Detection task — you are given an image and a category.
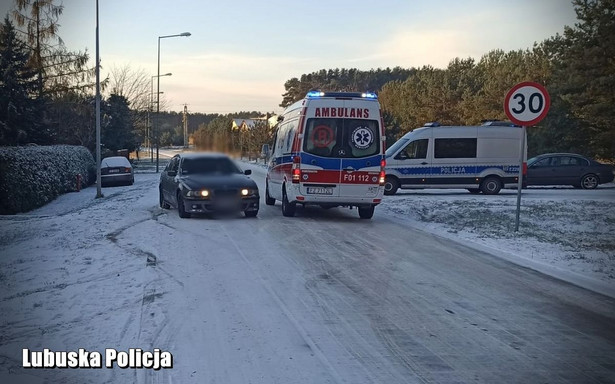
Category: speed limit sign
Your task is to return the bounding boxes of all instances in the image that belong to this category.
[504,82,550,126]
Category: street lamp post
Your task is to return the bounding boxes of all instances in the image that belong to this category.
[149,73,171,161]
[147,91,163,162]
[156,32,191,172]
[95,0,102,198]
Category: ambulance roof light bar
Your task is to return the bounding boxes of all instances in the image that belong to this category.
[306,90,325,98]
[305,90,378,100]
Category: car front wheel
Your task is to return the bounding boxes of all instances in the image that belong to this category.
[581,174,599,189]
[177,192,191,218]
[244,210,258,218]
[159,188,170,209]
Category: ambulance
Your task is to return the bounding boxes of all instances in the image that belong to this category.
[264,91,386,219]
[384,121,527,195]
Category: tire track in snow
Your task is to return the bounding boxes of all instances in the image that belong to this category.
[219,224,347,384]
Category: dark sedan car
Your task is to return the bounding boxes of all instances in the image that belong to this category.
[526,153,614,189]
[159,153,259,218]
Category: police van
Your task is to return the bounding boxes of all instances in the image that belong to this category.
[265,91,386,219]
[384,121,526,195]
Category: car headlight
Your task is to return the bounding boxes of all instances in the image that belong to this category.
[186,189,209,197]
[241,188,258,196]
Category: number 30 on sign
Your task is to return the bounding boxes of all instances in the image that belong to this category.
[504,82,550,126]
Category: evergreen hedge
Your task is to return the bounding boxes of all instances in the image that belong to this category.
[0,145,96,214]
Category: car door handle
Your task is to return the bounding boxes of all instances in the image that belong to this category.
[344,166,355,172]
[421,162,428,165]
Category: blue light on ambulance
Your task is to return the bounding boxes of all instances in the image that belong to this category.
[361,92,378,99]
[306,90,325,98]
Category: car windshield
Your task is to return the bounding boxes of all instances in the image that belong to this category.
[385,138,409,157]
[181,157,241,175]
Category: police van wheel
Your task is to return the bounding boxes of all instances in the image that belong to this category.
[384,176,399,195]
[358,205,375,219]
[281,187,296,217]
[480,177,502,195]
[265,182,275,205]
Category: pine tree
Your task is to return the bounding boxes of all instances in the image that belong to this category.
[101,94,137,153]
[0,16,38,145]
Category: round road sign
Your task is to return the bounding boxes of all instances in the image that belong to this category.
[504,82,550,126]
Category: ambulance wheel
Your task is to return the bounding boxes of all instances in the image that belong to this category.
[358,206,375,219]
[281,187,296,217]
[480,177,502,195]
[384,176,399,195]
[265,181,275,205]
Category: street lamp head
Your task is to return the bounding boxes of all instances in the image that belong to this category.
[180,32,191,37]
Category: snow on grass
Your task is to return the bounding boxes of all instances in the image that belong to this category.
[379,187,615,288]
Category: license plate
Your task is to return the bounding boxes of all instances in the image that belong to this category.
[216,197,238,208]
[306,187,333,195]
[108,169,120,173]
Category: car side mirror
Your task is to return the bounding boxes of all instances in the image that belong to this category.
[167,170,177,177]
[244,169,252,175]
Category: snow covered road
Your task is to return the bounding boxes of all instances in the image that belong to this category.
[1,166,615,383]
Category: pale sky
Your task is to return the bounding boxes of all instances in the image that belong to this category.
[1,0,577,114]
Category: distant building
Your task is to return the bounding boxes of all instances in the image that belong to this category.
[232,119,256,131]
[267,114,279,128]
[232,115,279,131]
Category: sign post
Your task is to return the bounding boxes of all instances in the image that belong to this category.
[504,82,550,232]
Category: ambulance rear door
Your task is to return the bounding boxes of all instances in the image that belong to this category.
[300,99,343,197]
[338,102,382,198]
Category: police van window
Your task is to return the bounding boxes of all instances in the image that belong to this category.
[397,139,428,159]
[385,138,408,157]
[304,118,379,158]
[434,138,477,158]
